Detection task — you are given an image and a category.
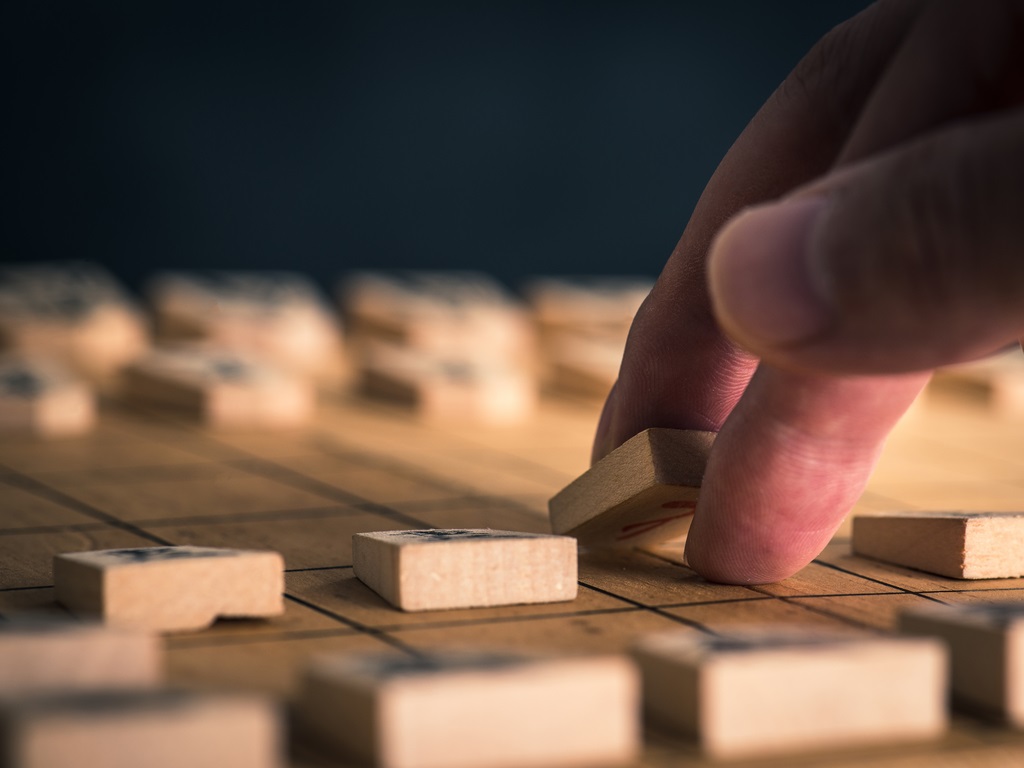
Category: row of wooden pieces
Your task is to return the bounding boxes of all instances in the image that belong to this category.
[22,535,1024,766]
[0,264,654,433]
[550,429,1024,579]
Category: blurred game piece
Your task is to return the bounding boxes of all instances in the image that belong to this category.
[343,271,534,363]
[852,511,1024,579]
[540,330,627,399]
[297,651,639,768]
[359,343,535,424]
[352,529,577,611]
[0,358,95,437]
[527,276,652,336]
[549,428,714,548]
[54,546,284,633]
[0,620,159,693]
[149,271,344,385]
[122,347,315,429]
[929,349,1024,415]
[526,276,651,398]
[0,262,148,385]
[0,689,282,768]
[632,629,947,760]
[901,602,1024,724]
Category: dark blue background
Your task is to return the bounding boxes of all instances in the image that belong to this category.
[4,2,870,292]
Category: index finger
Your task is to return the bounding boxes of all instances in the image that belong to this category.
[593,0,923,462]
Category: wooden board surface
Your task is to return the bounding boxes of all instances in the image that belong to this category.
[4,388,1024,766]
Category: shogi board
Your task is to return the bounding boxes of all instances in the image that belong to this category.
[5,389,1024,766]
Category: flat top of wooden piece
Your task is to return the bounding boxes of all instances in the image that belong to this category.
[5,389,1024,765]
[126,349,279,385]
[355,529,562,546]
[0,262,134,320]
[858,511,1024,521]
[151,271,331,317]
[56,545,273,569]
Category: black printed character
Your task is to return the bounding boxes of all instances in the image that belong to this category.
[367,653,522,679]
[398,530,532,543]
[0,369,45,399]
[701,633,849,654]
[101,547,236,563]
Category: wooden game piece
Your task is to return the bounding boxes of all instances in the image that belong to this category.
[149,271,344,384]
[0,619,160,693]
[900,602,1024,724]
[296,651,639,768]
[526,276,652,335]
[342,271,534,362]
[352,529,577,611]
[54,546,284,633]
[929,349,1024,415]
[358,343,536,424]
[121,347,315,429]
[852,512,1024,579]
[542,330,625,398]
[0,262,148,384]
[0,358,95,437]
[632,628,947,760]
[0,689,282,768]
[548,428,715,548]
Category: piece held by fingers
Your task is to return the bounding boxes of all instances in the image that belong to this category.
[0,619,160,693]
[296,651,640,768]
[352,529,577,611]
[54,546,284,632]
[852,512,1024,579]
[901,602,1024,724]
[0,689,282,768]
[632,628,947,760]
[549,429,714,548]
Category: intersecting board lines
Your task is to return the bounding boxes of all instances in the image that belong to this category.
[9,392,1024,766]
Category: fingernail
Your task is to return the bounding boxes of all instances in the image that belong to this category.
[708,196,832,348]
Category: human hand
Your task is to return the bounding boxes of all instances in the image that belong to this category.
[593,0,1024,584]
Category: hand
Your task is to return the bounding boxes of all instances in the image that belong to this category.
[593,0,1024,584]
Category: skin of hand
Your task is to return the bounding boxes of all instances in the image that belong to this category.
[593,0,1024,584]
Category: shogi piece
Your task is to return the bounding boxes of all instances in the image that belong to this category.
[149,271,344,384]
[542,331,626,399]
[929,350,1024,416]
[901,602,1024,724]
[632,629,947,760]
[526,276,652,336]
[549,428,714,548]
[342,271,534,363]
[352,529,577,611]
[852,511,1024,579]
[0,620,160,694]
[297,651,639,768]
[0,689,282,768]
[0,262,148,384]
[0,359,95,437]
[54,546,284,633]
[359,344,536,424]
[122,347,315,429]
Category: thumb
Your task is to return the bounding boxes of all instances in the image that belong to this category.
[708,109,1024,374]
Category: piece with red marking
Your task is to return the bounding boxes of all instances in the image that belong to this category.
[548,429,714,548]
